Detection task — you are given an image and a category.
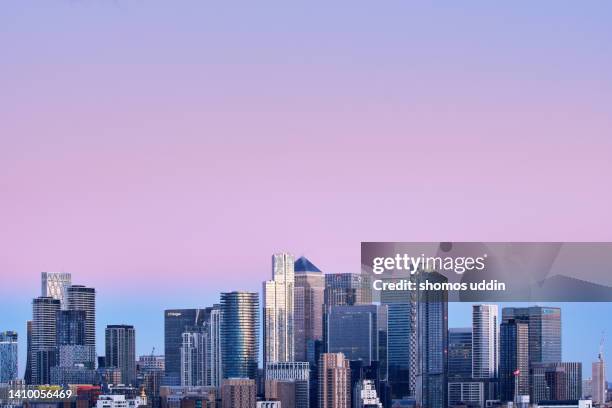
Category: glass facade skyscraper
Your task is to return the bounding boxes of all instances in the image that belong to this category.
[294,256,324,363]
[164,308,208,385]
[502,306,561,364]
[220,291,259,380]
[499,319,530,402]
[448,328,472,380]
[472,304,499,379]
[66,285,96,351]
[0,331,18,383]
[263,252,295,364]
[31,296,60,385]
[415,272,448,408]
[326,304,378,366]
[41,272,72,310]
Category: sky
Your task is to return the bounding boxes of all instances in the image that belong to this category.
[1,1,612,379]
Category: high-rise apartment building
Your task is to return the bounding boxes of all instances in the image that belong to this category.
[502,307,561,364]
[24,321,32,384]
[220,378,256,408]
[448,328,472,380]
[319,353,351,408]
[180,327,207,387]
[263,252,295,364]
[472,305,499,379]
[500,319,530,402]
[31,296,60,385]
[105,325,136,385]
[207,306,223,388]
[220,292,259,380]
[66,285,96,350]
[0,331,18,383]
[294,256,324,362]
[164,309,208,385]
[41,272,72,309]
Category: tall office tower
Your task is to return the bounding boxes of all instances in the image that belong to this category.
[265,361,310,408]
[294,256,324,362]
[220,292,259,379]
[324,274,372,307]
[415,272,448,408]
[448,328,472,380]
[380,282,417,399]
[164,308,207,385]
[319,353,351,408]
[41,272,72,309]
[207,306,222,387]
[0,331,18,383]
[265,379,296,408]
[66,285,96,351]
[220,378,256,408]
[180,327,207,386]
[499,319,529,402]
[25,321,32,384]
[502,306,562,364]
[54,309,95,384]
[472,305,499,379]
[353,379,383,408]
[263,252,295,365]
[592,346,606,406]
[105,325,136,385]
[31,296,60,385]
[530,362,582,404]
[326,305,378,366]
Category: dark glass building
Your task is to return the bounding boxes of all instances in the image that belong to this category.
[66,285,96,350]
[502,306,561,364]
[220,291,259,380]
[415,272,448,408]
[448,328,472,380]
[164,308,208,385]
[56,310,86,346]
[105,324,136,385]
[381,286,416,399]
[530,362,582,404]
[326,304,378,366]
[499,319,530,402]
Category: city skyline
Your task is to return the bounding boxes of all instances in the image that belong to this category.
[1,264,611,383]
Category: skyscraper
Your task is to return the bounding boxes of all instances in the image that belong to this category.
[499,319,529,402]
[207,306,223,388]
[31,296,60,385]
[265,361,310,408]
[415,272,448,408]
[105,325,136,385]
[164,308,207,385]
[448,328,472,380]
[0,331,18,383]
[220,291,259,380]
[56,310,86,346]
[180,326,207,387]
[472,304,499,379]
[592,346,606,406]
[502,306,561,364]
[381,282,417,399]
[319,353,351,408]
[66,285,96,350]
[353,379,383,408]
[326,305,378,366]
[294,256,324,362]
[41,272,72,309]
[264,252,295,364]
[25,320,32,384]
[324,274,372,307]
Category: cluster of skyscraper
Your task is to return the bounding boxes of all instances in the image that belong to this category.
[0,256,609,408]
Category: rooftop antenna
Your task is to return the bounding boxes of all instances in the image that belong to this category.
[599,330,605,361]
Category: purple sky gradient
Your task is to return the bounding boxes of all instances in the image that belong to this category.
[1,1,612,377]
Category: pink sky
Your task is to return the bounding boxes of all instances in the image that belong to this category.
[2,2,612,296]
